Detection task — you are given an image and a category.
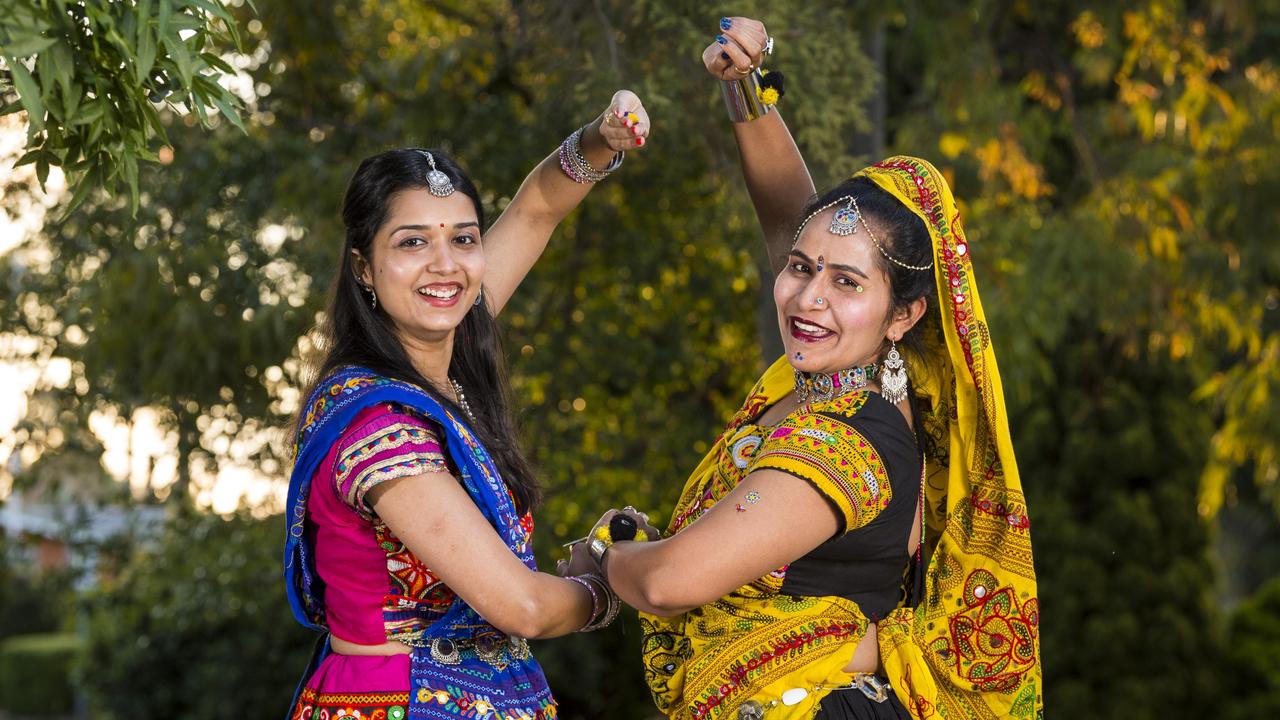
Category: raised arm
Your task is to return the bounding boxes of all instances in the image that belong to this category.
[482,90,650,315]
[703,17,814,274]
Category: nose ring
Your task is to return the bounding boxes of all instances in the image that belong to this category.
[815,297,825,305]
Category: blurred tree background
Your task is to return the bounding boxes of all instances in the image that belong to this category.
[1,0,1278,718]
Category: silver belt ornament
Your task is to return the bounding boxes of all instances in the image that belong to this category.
[427,635,531,666]
[736,673,891,719]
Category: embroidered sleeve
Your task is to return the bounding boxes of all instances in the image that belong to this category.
[747,393,892,534]
[333,405,450,521]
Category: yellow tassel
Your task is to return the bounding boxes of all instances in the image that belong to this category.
[593,525,612,542]
[758,87,780,106]
[634,529,650,542]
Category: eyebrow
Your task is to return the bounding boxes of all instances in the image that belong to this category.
[790,249,869,280]
[388,221,480,234]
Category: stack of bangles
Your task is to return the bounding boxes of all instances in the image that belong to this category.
[564,513,652,631]
[565,573,619,632]
[558,124,624,183]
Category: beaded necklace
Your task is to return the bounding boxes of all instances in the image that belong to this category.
[448,378,477,424]
[792,363,879,404]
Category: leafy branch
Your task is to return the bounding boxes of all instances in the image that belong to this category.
[0,0,250,216]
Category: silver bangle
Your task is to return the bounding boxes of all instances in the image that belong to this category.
[561,126,624,183]
[721,70,771,123]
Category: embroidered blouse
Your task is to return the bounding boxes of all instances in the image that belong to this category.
[308,403,459,646]
[643,373,922,720]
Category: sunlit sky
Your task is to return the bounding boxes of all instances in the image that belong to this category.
[1,115,284,515]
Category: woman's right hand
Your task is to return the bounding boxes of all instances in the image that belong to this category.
[701,16,770,80]
[589,507,662,545]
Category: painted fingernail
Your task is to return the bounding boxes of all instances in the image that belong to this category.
[631,125,640,135]
[720,51,729,60]
[716,34,727,45]
[635,137,645,146]
[720,17,732,31]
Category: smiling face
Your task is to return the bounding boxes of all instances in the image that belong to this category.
[355,187,484,349]
[774,208,903,375]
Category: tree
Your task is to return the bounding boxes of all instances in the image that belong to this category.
[0,0,247,214]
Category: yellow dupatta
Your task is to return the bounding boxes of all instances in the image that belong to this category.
[641,156,1042,719]
[859,157,1041,718]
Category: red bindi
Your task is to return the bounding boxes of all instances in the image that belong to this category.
[439,223,445,228]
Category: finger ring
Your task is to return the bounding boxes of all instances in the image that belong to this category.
[734,65,752,75]
[764,36,774,55]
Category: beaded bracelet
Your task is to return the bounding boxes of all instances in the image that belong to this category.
[558,125,624,183]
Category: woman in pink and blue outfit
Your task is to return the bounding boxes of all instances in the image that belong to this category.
[284,91,651,719]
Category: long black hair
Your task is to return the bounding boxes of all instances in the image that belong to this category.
[299,148,540,514]
[797,176,938,358]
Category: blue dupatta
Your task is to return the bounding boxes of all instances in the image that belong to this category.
[284,367,555,719]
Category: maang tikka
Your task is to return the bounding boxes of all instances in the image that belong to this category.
[418,150,455,197]
[828,198,859,236]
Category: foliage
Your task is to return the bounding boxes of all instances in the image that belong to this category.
[0,536,75,642]
[1222,575,1280,719]
[0,0,248,214]
[0,633,80,716]
[78,511,313,719]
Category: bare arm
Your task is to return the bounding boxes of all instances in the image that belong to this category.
[705,19,814,275]
[369,471,592,638]
[482,90,650,315]
[601,468,840,617]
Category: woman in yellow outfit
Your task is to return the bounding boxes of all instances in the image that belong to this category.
[568,16,1042,720]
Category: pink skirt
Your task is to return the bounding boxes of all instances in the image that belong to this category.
[290,653,411,720]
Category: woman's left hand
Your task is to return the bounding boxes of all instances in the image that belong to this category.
[597,89,651,150]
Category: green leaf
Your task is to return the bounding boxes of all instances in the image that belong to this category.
[70,99,105,126]
[209,91,245,134]
[0,33,57,57]
[122,153,140,216]
[4,57,46,131]
[158,0,172,39]
[199,51,234,75]
[60,161,99,219]
[161,33,195,89]
[136,2,157,84]
[49,42,77,120]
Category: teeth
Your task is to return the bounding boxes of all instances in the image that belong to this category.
[794,319,829,334]
[418,286,459,298]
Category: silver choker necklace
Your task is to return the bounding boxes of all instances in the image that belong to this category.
[794,364,879,404]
